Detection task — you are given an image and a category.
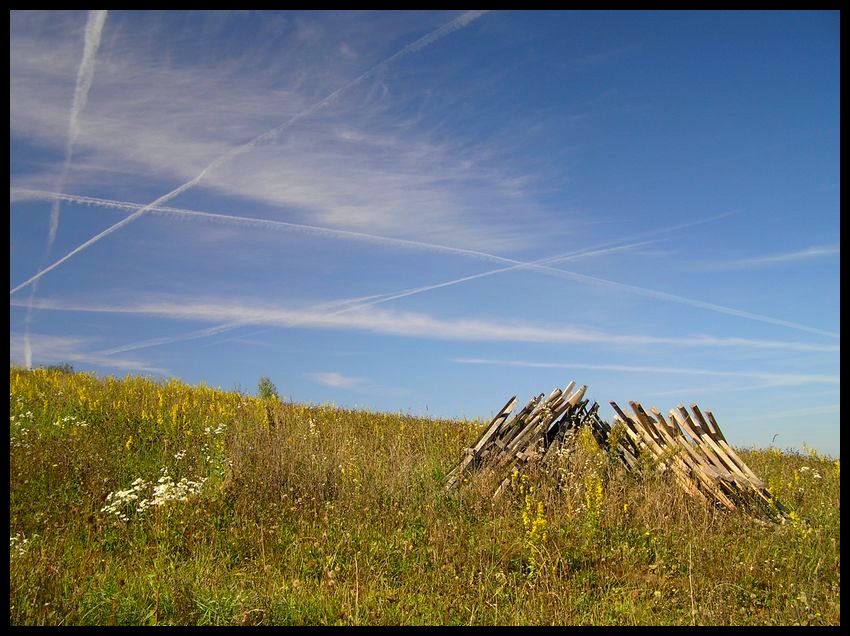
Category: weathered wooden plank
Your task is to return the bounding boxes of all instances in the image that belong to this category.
[688,405,754,484]
[702,409,728,443]
[493,475,513,500]
[651,409,721,479]
[704,410,764,485]
[506,388,570,453]
[497,394,543,439]
[669,408,757,511]
[629,402,666,446]
[472,396,518,453]
[609,404,649,454]
[678,406,750,485]
[593,407,612,434]
[445,395,518,487]
[649,408,736,510]
[507,418,548,455]
[566,385,587,407]
[449,383,778,519]
[692,408,775,513]
[629,402,672,450]
[549,392,578,421]
[618,405,735,508]
[670,408,734,475]
[606,419,640,470]
[626,402,707,502]
[492,445,526,477]
[608,416,641,459]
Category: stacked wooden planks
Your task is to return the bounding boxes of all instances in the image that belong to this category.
[609,400,783,517]
[445,380,606,497]
[447,380,783,518]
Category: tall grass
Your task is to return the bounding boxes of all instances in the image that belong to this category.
[9,366,840,625]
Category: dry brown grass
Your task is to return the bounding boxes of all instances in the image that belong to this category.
[10,366,840,625]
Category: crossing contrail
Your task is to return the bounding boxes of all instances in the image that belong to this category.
[9,187,536,266]
[13,295,839,354]
[93,292,397,356]
[24,10,108,368]
[9,11,490,298]
[27,192,825,357]
[11,187,838,339]
[92,240,656,355]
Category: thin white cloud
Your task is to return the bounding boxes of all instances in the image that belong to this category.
[11,73,534,251]
[699,245,841,271]
[24,10,108,369]
[47,10,108,252]
[645,382,779,397]
[305,371,365,389]
[95,322,247,356]
[452,357,840,387]
[14,188,836,342]
[13,296,841,354]
[542,267,839,339]
[9,188,538,265]
[61,242,647,358]
[8,11,491,296]
[10,331,166,375]
[339,42,358,59]
[729,403,840,423]
[91,293,394,356]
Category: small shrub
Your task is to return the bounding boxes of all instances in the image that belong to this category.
[257,377,280,402]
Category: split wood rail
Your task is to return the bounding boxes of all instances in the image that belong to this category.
[446,380,785,519]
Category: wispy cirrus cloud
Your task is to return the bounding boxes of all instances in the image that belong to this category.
[10,331,166,375]
[12,295,841,354]
[697,245,840,271]
[10,10,520,297]
[13,187,837,342]
[46,10,108,252]
[24,10,108,370]
[8,188,550,266]
[9,15,837,342]
[729,403,840,422]
[305,371,365,390]
[452,357,840,388]
[9,189,725,266]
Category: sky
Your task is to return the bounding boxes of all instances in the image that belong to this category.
[10,10,840,457]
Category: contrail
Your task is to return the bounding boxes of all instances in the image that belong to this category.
[112,240,657,355]
[8,10,490,298]
[95,322,252,356]
[23,10,108,369]
[93,291,396,356]
[11,187,838,339]
[452,357,840,386]
[14,295,839,353]
[57,210,754,357]
[699,244,841,271]
[538,268,839,339]
[325,240,659,311]
[48,10,109,251]
[10,187,541,266]
[231,239,660,338]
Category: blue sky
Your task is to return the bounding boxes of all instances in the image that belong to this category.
[10,10,840,457]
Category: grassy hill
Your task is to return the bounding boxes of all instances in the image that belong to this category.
[9,366,840,625]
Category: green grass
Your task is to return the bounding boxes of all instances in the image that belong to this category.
[9,365,840,625]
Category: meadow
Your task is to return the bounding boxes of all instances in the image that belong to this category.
[9,365,840,625]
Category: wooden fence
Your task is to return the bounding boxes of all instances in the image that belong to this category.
[446,380,784,519]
